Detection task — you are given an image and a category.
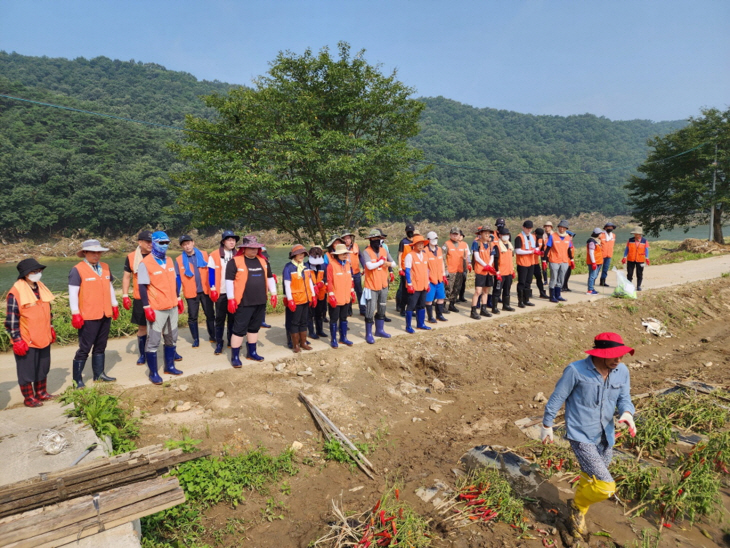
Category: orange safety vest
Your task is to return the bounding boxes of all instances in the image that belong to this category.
[399,239,413,270]
[444,240,468,274]
[8,281,53,349]
[76,261,113,320]
[126,251,148,299]
[473,241,493,276]
[599,232,616,260]
[142,255,178,311]
[326,257,353,306]
[626,239,648,263]
[547,233,572,264]
[347,242,361,275]
[286,264,314,306]
[516,232,537,268]
[586,237,604,265]
[232,255,269,304]
[534,235,547,266]
[363,247,389,291]
[427,246,445,284]
[407,250,429,291]
[176,251,211,299]
[311,268,326,299]
[208,249,225,290]
[495,241,515,277]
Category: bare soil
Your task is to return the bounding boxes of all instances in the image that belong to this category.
[128,277,730,548]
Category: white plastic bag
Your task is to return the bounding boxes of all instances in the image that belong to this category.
[611,267,637,299]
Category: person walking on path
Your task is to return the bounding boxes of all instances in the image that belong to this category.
[360,229,394,343]
[69,240,118,388]
[514,220,541,308]
[5,258,57,407]
[599,222,617,287]
[425,231,448,323]
[541,332,636,541]
[546,220,574,303]
[121,230,153,366]
[533,227,550,299]
[622,228,650,291]
[176,235,215,348]
[443,227,469,313]
[208,230,239,355]
[136,231,184,384]
[282,244,316,353]
[470,226,496,319]
[307,246,328,340]
[403,235,432,333]
[396,223,415,316]
[493,227,516,313]
[226,236,278,365]
[342,232,365,317]
[586,228,605,295]
[326,244,357,348]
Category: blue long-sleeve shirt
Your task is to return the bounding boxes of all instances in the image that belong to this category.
[542,356,634,446]
[623,238,649,259]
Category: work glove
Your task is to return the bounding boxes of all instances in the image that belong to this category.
[406,283,415,294]
[177,299,184,314]
[287,299,297,312]
[389,272,395,283]
[443,275,449,286]
[328,293,338,308]
[122,296,132,310]
[270,295,278,309]
[12,338,29,356]
[542,261,547,271]
[144,307,156,323]
[467,264,472,273]
[227,299,238,315]
[533,248,543,255]
[314,281,325,293]
[645,259,650,266]
[541,425,554,444]
[71,314,85,329]
[618,412,636,437]
[621,257,627,265]
[398,269,405,277]
[311,295,318,308]
[51,328,57,344]
[569,260,575,270]
[209,288,219,302]
[112,306,119,320]
[496,273,503,282]
[351,290,357,303]
[590,263,597,271]
[486,265,496,276]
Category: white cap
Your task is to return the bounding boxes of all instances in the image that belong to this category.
[426,231,438,241]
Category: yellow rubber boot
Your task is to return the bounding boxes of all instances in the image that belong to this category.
[570,473,616,538]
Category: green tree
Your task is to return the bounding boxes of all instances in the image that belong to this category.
[627,107,729,243]
[170,42,432,245]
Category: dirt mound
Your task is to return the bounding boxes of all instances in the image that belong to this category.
[677,238,729,254]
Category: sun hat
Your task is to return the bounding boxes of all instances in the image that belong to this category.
[585,332,635,359]
[450,226,460,234]
[179,234,193,245]
[475,225,492,234]
[331,243,350,255]
[523,220,534,229]
[289,244,308,259]
[604,221,617,229]
[137,230,153,242]
[557,220,570,229]
[543,221,553,227]
[592,228,605,235]
[239,235,264,249]
[326,235,343,249]
[631,227,644,235]
[340,231,356,239]
[77,239,109,257]
[375,228,387,238]
[411,235,426,246]
[367,229,382,239]
[220,230,239,245]
[16,258,47,279]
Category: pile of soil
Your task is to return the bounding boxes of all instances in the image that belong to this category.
[677,238,729,255]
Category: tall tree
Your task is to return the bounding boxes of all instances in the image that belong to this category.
[170,42,432,245]
[627,107,729,243]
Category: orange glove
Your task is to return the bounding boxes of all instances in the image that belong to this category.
[51,328,57,344]
[270,295,278,309]
[177,299,184,314]
[406,283,415,294]
[287,299,297,312]
[12,339,29,356]
[328,293,338,308]
[144,307,156,323]
[112,306,119,320]
[122,296,132,310]
[227,299,238,314]
[621,257,627,265]
[71,314,84,329]
[210,288,219,302]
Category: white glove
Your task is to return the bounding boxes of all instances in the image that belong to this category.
[618,412,636,437]
[541,425,554,444]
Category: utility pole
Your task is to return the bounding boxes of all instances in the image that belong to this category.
[709,142,718,242]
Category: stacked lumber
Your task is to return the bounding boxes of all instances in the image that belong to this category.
[0,476,184,548]
[0,444,209,519]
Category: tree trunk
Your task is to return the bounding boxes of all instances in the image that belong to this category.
[712,203,724,244]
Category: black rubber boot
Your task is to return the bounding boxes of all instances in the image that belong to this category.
[435,303,448,321]
[480,305,492,317]
[503,295,515,312]
[91,354,116,382]
[72,360,86,389]
[517,290,526,308]
[524,289,535,307]
[470,306,481,320]
[189,322,200,347]
[315,316,327,337]
[448,301,459,312]
[308,317,319,339]
[426,304,437,323]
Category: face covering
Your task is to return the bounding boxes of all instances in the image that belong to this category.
[28,273,42,283]
[429,239,438,247]
[606,228,613,233]
[370,239,381,252]
[501,235,510,242]
[308,255,324,266]
[152,240,169,260]
[406,231,414,239]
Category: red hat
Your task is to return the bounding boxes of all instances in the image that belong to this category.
[585,332,635,359]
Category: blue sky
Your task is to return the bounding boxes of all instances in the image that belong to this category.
[1,1,727,121]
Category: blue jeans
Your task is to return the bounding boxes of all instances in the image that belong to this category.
[600,257,612,282]
[587,265,599,291]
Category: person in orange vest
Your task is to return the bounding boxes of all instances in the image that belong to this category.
[341,232,365,317]
[326,244,357,347]
[374,228,396,323]
[121,230,153,365]
[458,229,472,303]
[403,235,431,333]
[359,229,394,343]
[226,236,278,364]
[307,245,328,340]
[137,231,184,384]
[541,222,553,286]
[514,220,542,308]
[622,228,649,291]
[599,222,617,287]
[546,220,574,303]
[283,244,316,353]
[443,227,469,313]
[586,228,605,295]
[396,223,415,316]
[5,258,57,407]
[175,235,214,348]
[69,240,118,388]
[532,227,550,299]
[492,227,516,312]
[208,230,239,355]
[424,231,448,323]
[470,226,497,319]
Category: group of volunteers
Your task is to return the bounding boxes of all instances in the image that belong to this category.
[5,221,650,406]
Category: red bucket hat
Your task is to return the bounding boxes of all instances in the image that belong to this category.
[585,332,635,359]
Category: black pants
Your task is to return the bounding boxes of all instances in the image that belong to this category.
[186,292,216,340]
[563,266,572,289]
[286,303,310,333]
[16,345,51,385]
[533,266,547,295]
[627,261,644,287]
[328,304,349,323]
[215,294,234,340]
[406,290,427,311]
[74,317,111,361]
[396,276,409,311]
[516,265,534,293]
[493,274,513,302]
[313,298,327,322]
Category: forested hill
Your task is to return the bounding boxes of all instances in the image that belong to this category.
[0,52,685,237]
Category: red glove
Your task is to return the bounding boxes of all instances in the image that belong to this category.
[542,261,547,271]
[590,263,597,271]
[311,295,318,308]
[112,306,119,320]
[443,276,449,286]
[621,257,627,265]
[210,288,219,302]
[398,269,405,277]
[314,281,325,292]
[144,307,156,323]
[406,283,415,294]
[351,290,357,303]
[228,299,238,314]
[645,259,650,266]
[177,299,184,314]
[71,314,85,329]
[533,248,543,255]
[389,272,395,283]
[122,296,132,310]
[467,264,472,273]
[287,299,297,312]
[496,273,503,282]
[51,328,57,344]
[12,339,29,356]
[328,293,338,308]
[486,265,496,276]
[569,260,575,270]
[270,295,278,309]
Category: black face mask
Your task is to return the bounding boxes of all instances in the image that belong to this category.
[406,231,414,239]
[370,239,381,252]
[606,228,613,233]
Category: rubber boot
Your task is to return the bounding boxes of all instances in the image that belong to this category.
[136,335,147,365]
[517,289,526,308]
[416,309,431,330]
[308,318,319,339]
[502,295,515,312]
[206,318,216,342]
[146,352,163,385]
[174,349,183,362]
[365,322,375,344]
[163,346,184,375]
[291,332,301,353]
[486,294,493,309]
[405,311,415,333]
[435,303,448,321]
[539,288,549,299]
[480,305,492,318]
[570,474,616,539]
[447,301,459,312]
[20,383,42,407]
[246,342,265,361]
[426,304,437,324]
[72,360,86,389]
[470,306,481,320]
[315,316,327,337]
[524,289,535,306]
[92,354,116,382]
[374,319,391,338]
[231,346,242,368]
[189,322,200,347]
[330,322,339,348]
[214,326,224,355]
[549,287,559,303]
[556,287,567,302]
[34,378,56,401]
[299,331,312,350]
[491,295,500,315]
[339,321,354,346]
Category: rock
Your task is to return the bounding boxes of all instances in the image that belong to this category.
[164,400,178,413]
[178,384,189,392]
[493,390,499,395]
[298,370,314,377]
[274,363,287,371]
[534,392,547,403]
[412,417,423,422]
[429,403,442,414]
[290,441,303,452]
[215,390,225,398]
[320,360,326,366]
[175,401,192,413]
[306,366,312,372]
[701,337,711,343]
[431,378,445,390]
[704,361,713,367]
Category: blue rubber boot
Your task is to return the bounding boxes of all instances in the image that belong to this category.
[329,322,339,348]
[556,287,567,302]
[230,347,242,368]
[405,311,415,334]
[308,318,319,339]
[365,322,375,344]
[189,322,200,348]
[146,352,163,385]
[416,309,432,330]
[214,326,224,355]
[246,342,265,361]
[339,321,354,346]
[174,348,183,362]
[374,319,391,338]
[549,288,559,303]
[136,336,147,365]
[72,360,86,389]
[486,295,493,309]
[163,346,183,375]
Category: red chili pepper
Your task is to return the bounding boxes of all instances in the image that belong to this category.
[547,508,559,515]
[546,458,552,469]
[373,500,381,513]
[677,489,683,495]
[379,510,386,525]
[375,531,391,538]
[663,523,672,528]
[556,458,564,471]
[398,508,403,519]
[395,488,400,500]
[682,470,691,479]
[384,516,396,523]
[392,521,397,536]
